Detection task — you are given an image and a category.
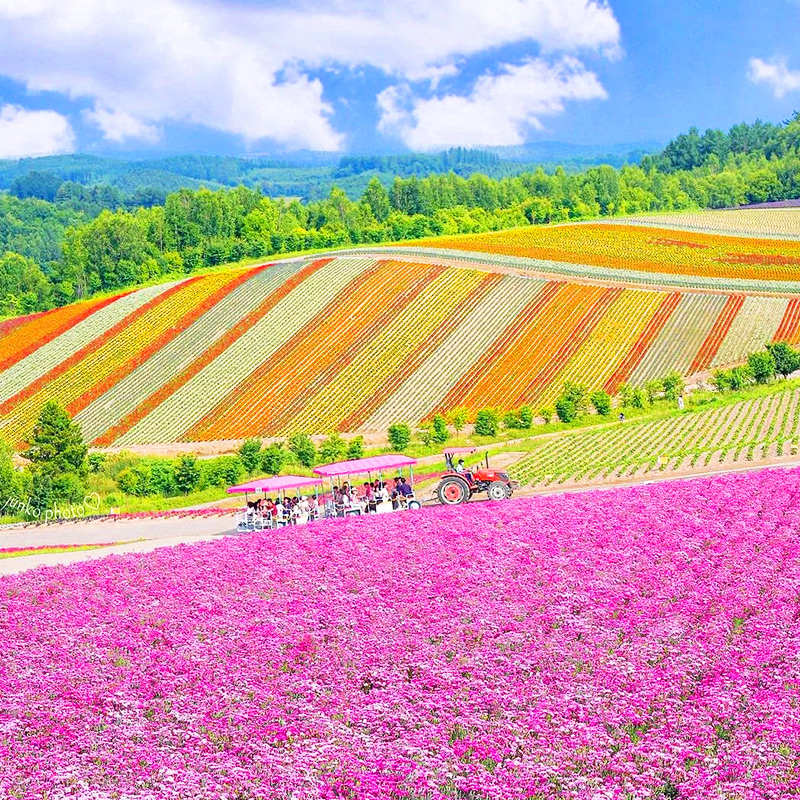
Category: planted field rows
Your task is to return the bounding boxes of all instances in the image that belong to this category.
[511,387,800,489]
[2,245,800,446]
[412,222,800,284]
[620,208,800,239]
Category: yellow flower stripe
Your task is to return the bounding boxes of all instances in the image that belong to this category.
[532,288,667,408]
[280,267,487,435]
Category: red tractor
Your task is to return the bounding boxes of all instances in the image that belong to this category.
[436,447,518,505]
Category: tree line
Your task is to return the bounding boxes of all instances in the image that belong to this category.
[2,114,800,316]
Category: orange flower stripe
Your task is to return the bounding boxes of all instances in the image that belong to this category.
[186,259,445,441]
[0,274,233,446]
[0,293,128,373]
[773,298,800,345]
[518,287,623,409]
[532,289,667,409]
[91,258,334,446]
[413,224,800,283]
[438,283,610,414]
[433,282,564,417]
[282,267,491,436]
[339,273,504,431]
[688,294,746,375]
[0,310,46,338]
[604,292,681,394]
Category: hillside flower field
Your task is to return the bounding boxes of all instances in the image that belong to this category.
[4,229,800,445]
[2,468,800,798]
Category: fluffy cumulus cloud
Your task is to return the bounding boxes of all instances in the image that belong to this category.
[378,58,608,149]
[0,0,621,151]
[748,57,800,99]
[0,104,75,158]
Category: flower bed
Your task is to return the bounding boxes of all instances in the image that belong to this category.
[2,467,800,798]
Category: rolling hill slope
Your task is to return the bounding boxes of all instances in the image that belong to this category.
[2,215,800,448]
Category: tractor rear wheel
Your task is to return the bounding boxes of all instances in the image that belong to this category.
[437,475,470,505]
[487,481,511,501]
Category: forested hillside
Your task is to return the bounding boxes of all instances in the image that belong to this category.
[1,115,799,317]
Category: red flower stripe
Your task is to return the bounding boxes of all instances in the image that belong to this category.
[0,293,130,374]
[604,292,681,394]
[519,286,624,406]
[432,281,565,416]
[93,258,333,446]
[773,298,800,344]
[187,260,446,440]
[64,267,261,419]
[0,282,194,418]
[339,273,504,431]
[688,294,745,374]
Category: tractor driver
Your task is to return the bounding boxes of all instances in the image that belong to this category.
[455,459,466,474]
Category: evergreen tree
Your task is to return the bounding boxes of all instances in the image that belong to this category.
[22,401,87,505]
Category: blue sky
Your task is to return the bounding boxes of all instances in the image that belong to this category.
[0,0,798,159]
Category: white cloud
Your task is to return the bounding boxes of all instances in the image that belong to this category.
[0,0,621,151]
[748,57,800,99]
[84,108,159,143]
[378,57,608,149]
[0,104,75,158]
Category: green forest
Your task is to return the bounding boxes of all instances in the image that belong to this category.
[1,115,799,317]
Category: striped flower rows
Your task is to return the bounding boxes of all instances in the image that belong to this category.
[412,222,800,283]
[2,251,800,446]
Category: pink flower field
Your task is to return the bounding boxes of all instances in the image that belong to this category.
[2,468,800,799]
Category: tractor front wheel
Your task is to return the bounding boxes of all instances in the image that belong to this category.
[437,476,470,505]
[487,481,511,501]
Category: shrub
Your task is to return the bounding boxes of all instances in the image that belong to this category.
[319,433,347,464]
[539,406,555,425]
[502,411,521,430]
[204,455,245,488]
[431,414,450,444]
[259,444,284,476]
[747,351,775,385]
[238,438,262,474]
[447,407,469,435]
[174,455,201,495]
[288,433,316,468]
[416,424,434,447]
[590,390,612,416]
[388,423,411,452]
[116,465,154,497]
[766,341,800,379]
[555,397,577,423]
[87,453,107,474]
[346,436,365,460]
[662,371,685,402]
[474,409,500,436]
[631,388,647,409]
[517,405,534,429]
[643,379,662,405]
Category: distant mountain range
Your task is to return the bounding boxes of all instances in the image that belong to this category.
[0,141,664,203]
